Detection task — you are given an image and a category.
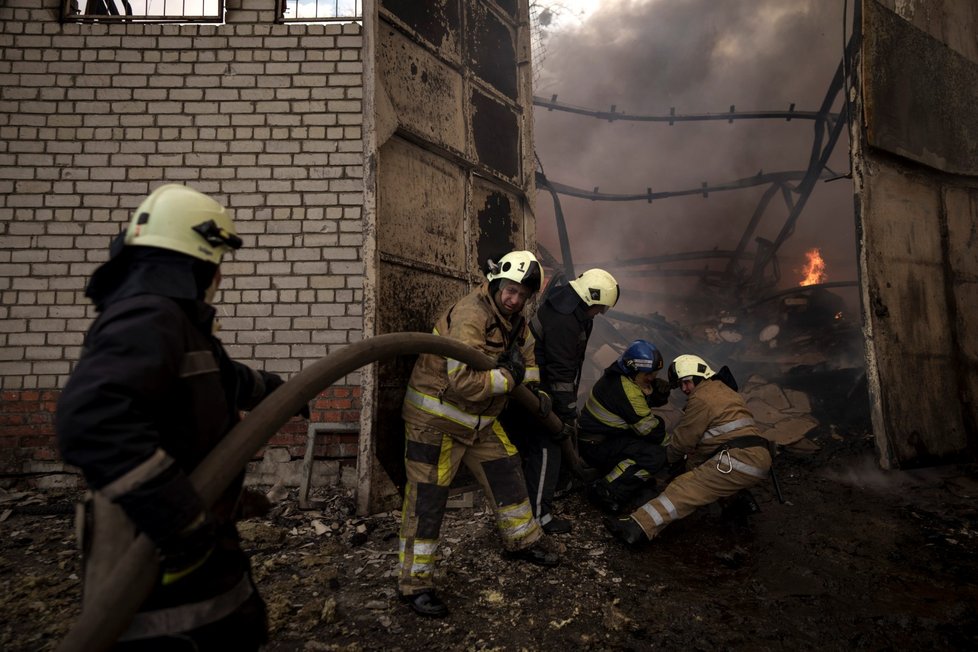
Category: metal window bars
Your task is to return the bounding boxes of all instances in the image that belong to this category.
[279,0,361,22]
[62,0,224,22]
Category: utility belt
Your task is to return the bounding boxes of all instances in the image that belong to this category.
[578,433,606,445]
[718,435,773,453]
[713,435,785,503]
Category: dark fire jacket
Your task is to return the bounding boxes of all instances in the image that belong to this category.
[56,247,279,625]
[530,283,593,421]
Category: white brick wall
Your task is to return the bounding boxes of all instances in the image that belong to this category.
[0,1,364,390]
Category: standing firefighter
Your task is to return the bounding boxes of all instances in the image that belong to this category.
[57,185,294,650]
[604,354,773,545]
[398,250,560,618]
[578,339,670,515]
[501,268,619,534]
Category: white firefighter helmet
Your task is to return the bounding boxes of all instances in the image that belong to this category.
[668,354,716,386]
[486,250,543,293]
[124,184,241,264]
[569,268,619,309]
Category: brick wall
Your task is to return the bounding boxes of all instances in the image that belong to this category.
[0,0,365,483]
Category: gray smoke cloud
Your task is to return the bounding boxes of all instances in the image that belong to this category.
[533,0,857,317]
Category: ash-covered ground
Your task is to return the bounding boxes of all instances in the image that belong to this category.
[3,430,977,651]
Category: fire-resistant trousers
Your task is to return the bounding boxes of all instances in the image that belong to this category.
[628,445,771,540]
[580,436,667,504]
[500,404,562,527]
[398,420,542,595]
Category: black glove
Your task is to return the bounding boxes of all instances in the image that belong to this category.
[646,378,672,407]
[158,510,217,586]
[261,371,309,418]
[553,419,576,443]
[496,346,525,387]
[532,388,552,418]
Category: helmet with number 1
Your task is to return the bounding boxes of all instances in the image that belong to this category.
[125,184,242,265]
[667,354,716,386]
[615,340,664,376]
[486,250,544,294]
[570,268,620,310]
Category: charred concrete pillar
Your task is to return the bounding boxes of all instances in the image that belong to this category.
[852,0,978,468]
[359,0,536,512]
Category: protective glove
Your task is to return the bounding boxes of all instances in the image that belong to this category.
[646,378,672,407]
[553,419,576,443]
[158,510,217,586]
[496,346,526,387]
[532,388,552,418]
[262,372,310,418]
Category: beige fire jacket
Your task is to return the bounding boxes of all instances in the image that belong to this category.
[402,282,540,442]
[667,378,770,466]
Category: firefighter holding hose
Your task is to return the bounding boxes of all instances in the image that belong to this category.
[57,184,297,650]
[500,268,620,535]
[398,250,562,617]
[604,354,774,546]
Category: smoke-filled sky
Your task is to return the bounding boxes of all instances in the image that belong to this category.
[532,0,857,316]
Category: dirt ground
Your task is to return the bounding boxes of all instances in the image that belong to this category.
[2,429,978,651]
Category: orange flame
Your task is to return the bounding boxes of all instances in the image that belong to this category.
[799,248,827,286]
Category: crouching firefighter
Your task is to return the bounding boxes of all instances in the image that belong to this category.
[57,184,301,650]
[604,354,774,546]
[579,339,670,515]
[398,250,561,618]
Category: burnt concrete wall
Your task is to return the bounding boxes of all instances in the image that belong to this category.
[854,0,978,468]
[358,0,535,512]
[0,0,365,482]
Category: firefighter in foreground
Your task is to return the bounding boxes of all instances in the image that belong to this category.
[57,185,294,650]
[501,268,619,534]
[604,354,773,545]
[398,250,561,617]
[578,339,671,515]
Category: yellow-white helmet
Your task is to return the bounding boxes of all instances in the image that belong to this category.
[569,268,619,309]
[486,250,543,293]
[668,354,716,386]
[124,184,241,264]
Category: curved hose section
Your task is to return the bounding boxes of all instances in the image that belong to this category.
[58,332,595,652]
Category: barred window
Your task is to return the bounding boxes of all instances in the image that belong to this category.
[280,0,361,22]
[62,0,223,22]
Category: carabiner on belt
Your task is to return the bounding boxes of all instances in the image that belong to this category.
[716,449,733,474]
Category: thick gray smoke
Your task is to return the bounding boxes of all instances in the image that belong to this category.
[533,0,857,317]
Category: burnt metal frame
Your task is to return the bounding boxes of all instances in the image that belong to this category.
[535,1,862,309]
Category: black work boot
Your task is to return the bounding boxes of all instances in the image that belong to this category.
[399,590,449,617]
[504,541,560,567]
[721,490,761,522]
[588,482,623,515]
[602,516,647,547]
[542,516,572,535]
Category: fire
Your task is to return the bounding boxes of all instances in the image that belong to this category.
[799,248,827,286]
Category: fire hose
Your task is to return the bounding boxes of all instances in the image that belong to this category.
[57,332,597,652]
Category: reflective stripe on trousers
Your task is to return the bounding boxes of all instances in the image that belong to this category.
[119,574,255,641]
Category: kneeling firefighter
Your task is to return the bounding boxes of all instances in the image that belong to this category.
[578,339,671,515]
[604,354,774,545]
[57,185,301,650]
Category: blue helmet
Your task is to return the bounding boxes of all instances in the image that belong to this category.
[615,340,663,376]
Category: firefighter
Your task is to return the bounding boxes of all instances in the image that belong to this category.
[57,184,297,650]
[578,340,671,515]
[398,250,561,617]
[500,268,619,534]
[604,354,773,546]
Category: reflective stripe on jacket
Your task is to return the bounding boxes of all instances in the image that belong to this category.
[402,283,537,439]
[667,378,769,466]
[579,366,662,439]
